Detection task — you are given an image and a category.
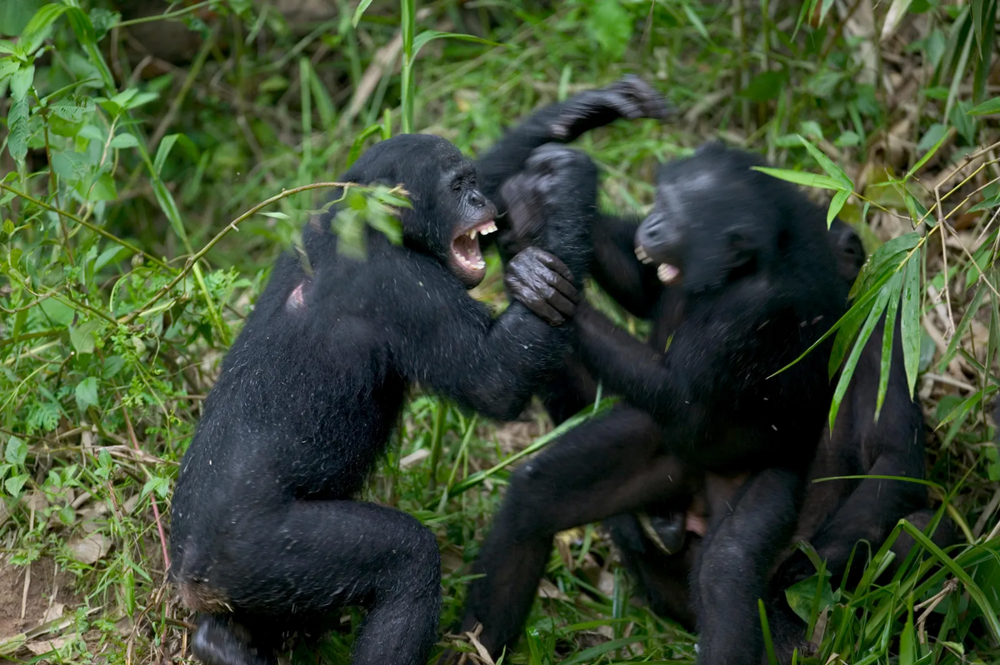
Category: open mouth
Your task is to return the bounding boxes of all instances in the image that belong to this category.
[635,245,681,285]
[452,220,498,273]
[657,264,680,284]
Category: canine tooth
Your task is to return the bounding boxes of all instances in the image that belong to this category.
[635,246,647,260]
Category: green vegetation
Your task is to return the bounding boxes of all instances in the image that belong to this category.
[0,0,998,663]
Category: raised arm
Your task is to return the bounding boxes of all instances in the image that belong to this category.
[590,212,663,318]
[475,76,670,208]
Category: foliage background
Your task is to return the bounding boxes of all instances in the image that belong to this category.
[0,0,998,663]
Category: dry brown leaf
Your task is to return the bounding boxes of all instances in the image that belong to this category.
[68,533,111,564]
[25,635,70,656]
[537,578,570,601]
[41,603,64,624]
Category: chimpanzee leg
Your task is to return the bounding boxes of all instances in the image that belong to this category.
[460,406,695,657]
[193,501,440,665]
[604,513,698,628]
[693,468,804,665]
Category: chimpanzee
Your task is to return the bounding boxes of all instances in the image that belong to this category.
[169,77,671,665]
[605,219,956,662]
[169,134,596,665]
[454,143,851,665]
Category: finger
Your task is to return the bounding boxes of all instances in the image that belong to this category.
[536,251,575,285]
[547,273,580,304]
[529,299,566,326]
[544,289,577,319]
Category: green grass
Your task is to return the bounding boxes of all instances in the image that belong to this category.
[0,1,998,663]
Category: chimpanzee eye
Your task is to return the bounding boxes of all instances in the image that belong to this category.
[451,178,464,192]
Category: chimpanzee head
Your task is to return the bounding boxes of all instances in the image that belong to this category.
[343,134,498,288]
[634,142,793,294]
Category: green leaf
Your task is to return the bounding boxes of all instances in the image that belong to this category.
[6,97,29,164]
[410,30,500,62]
[905,125,950,181]
[0,58,17,84]
[69,320,103,355]
[74,376,99,413]
[19,2,67,55]
[352,0,375,27]
[585,0,632,59]
[900,249,922,398]
[937,283,987,373]
[950,100,977,145]
[916,123,948,153]
[9,63,32,102]
[876,272,904,421]
[830,282,893,430]
[0,0,46,36]
[109,133,139,150]
[827,189,850,227]
[153,134,180,177]
[141,476,170,499]
[38,297,74,326]
[751,166,846,192]
[797,135,852,188]
[4,473,29,497]
[741,70,789,102]
[5,436,27,465]
[899,600,916,665]
[967,95,1000,115]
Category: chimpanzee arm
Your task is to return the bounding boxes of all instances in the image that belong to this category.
[382,259,571,422]
[387,146,599,422]
[573,281,824,461]
[475,76,670,206]
[589,212,662,318]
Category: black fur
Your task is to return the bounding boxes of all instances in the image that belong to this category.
[607,219,956,663]
[169,133,597,665]
[455,143,851,665]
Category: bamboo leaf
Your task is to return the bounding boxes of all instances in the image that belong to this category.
[830,284,892,431]
[900,249,923,398]
[798,135,852,188]
[876,272,904,421]
[751,166,846,191]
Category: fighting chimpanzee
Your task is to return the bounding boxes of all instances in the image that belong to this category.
[169,134,596,665]
[455,143,851,665]
[605,219,956,662]
[170,77,670,665]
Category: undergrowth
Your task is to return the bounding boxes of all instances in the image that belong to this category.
[0,1,998,663]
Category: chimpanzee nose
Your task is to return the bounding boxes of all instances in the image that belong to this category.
[469,190,487,208]
[635,213,682,263]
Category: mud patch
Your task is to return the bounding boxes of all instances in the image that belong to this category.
[0,556,77,641]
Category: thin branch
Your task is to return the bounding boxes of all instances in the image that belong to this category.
[120,181,387,325]
[0,183,172,271]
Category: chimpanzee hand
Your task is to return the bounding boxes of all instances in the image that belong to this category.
[550,75,672,142]
[506,247,579,326]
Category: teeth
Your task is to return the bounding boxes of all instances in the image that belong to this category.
[469,230,478,239]
[481,221,498,235]
[657,263,680,284]
[635,245,653,264]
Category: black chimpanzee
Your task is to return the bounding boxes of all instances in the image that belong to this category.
[169,135,593,665]
[455,143,851,665]
[606,219,956,662]
[170,78,670,665]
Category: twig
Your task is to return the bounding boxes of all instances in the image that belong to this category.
[122,405,171,572]
[120,181,389,325]
[0,183,171,270]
